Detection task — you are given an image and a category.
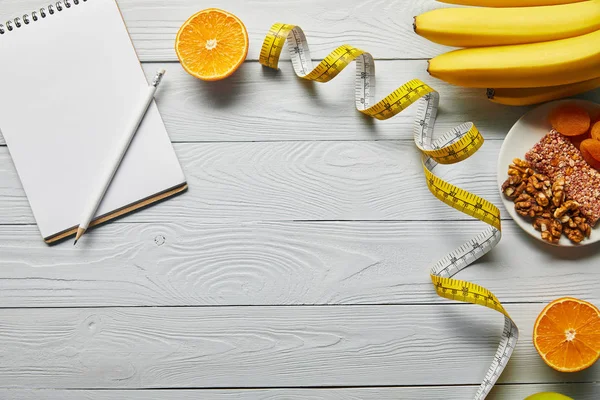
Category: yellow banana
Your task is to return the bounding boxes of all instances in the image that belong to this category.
[415,1,600,47]
[487,77,600,106]
[428,29,600,88]
[439,0,586,6]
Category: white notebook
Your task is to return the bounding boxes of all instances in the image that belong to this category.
[0,0,187,243]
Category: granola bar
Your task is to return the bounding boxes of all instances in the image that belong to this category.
[525,131,600,226]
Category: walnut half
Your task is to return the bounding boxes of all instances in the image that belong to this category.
[533,217,562,244]
[503,159,591,244]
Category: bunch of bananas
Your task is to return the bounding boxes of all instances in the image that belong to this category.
[414,0,600,105]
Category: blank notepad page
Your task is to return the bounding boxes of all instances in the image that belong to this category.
[0,0,185,239]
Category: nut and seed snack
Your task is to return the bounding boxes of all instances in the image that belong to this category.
[502,158,591,244]
[526,131,600,227]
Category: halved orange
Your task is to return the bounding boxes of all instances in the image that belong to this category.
[533,297,600,372]
[175,9,248,81]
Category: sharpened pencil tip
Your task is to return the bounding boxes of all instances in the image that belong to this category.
[74,227,86,244]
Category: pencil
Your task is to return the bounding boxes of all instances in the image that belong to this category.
[74,69,166,245]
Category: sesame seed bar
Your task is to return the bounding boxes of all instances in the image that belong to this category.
[525,131,600,227]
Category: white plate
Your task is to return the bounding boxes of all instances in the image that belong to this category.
[497,99,600,247]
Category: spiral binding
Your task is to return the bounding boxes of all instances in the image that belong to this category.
[0,0,86,35]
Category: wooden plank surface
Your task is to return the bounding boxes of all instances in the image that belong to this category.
[3,62,599,146]
[0,140,509,224]
[0,61,526,146]
[1,0,600,398]
[0,0,455,62]
[1,384,598,400]
[1,221,599,308]
[0,304,597,388]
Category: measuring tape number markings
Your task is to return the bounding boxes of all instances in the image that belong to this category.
[260,23,519,400]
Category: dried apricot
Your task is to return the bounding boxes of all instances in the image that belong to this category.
[569,132,590,150]
[549,104,591,137]
[580,139,600,170]
[591,121,600,141]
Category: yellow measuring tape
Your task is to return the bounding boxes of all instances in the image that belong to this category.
[260,23,518,400]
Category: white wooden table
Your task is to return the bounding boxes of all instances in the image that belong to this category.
[0,0,599,399]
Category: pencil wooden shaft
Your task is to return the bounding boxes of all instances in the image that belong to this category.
[77,84,158,234]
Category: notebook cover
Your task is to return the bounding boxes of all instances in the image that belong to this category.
[44,0,188,245]
[0,0,187,242]
[45,183,188,244]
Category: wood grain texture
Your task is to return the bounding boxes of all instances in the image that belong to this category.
[142,63,598,143]
[1,221,599,308]
[0,305,597,389]
[141,61,528,143]
[138,62,587,143]
[1,0,599,395]
[0,0,455,62]
[2,62,599,146]
[1,384,598,400]
[0,61,534,146]
[0,140,510,224]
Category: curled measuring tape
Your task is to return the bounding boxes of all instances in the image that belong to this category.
[260,23,519,400]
